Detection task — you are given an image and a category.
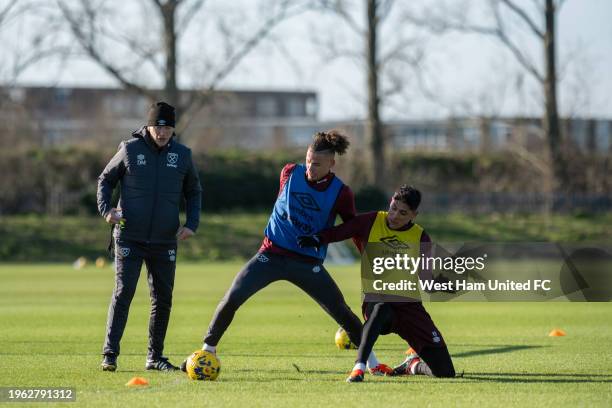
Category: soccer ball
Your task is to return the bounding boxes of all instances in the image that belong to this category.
[335,327,357,350]
[185,350,221,381]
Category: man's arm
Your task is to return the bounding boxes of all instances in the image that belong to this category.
[180,149,202,238]
[333,185,361,250]
[298,212,377,252]
[97,143,127,219]
[335,185,357,222]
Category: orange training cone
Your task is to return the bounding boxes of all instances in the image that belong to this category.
[548,329,566,337]
[405,347,417,355]
[126,377,149,387]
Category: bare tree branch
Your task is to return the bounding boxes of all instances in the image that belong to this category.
[176,0,206,36]
[494,26,544,82]
[500,0,544,38]
[378,0,394,22]
[181,0,310,129]
[379,36,420,67]
[0,0,19,26]
[315,0,364,36]
[405,2,543,83]
[56,0,155,98]
[108,31,164,74]
[11,46,73,78]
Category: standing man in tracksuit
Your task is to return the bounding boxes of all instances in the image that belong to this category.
[97,102,202,372]
[183,130,388,375]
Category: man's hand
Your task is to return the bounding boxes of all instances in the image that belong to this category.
[176,226,195,241]
[297,235,321,248]
[105,208,125,225]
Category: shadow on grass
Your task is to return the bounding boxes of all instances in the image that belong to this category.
[452,344,545,359]
[462,372,612,384]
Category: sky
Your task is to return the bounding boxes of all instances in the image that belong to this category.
[4,0,611,121]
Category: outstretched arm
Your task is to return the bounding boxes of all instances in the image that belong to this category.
[298,212,377,252]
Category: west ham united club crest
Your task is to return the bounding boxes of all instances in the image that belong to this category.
[167,152,178,168]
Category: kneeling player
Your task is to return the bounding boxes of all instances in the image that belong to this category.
[299,185,456,382]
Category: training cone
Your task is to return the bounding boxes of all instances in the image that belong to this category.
[548,329,566,337]
[126,377,149,387]
[405,347,417,355]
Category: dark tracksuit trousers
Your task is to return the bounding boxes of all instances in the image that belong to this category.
[357,302,455,377]
[103,238,177,360]
[204,252,363,347]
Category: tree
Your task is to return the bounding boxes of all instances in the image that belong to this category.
[55,0,310,133]
[0,0,74,149]
[313,0,426,187]
[1,0,73,87]
[406,0,568,190]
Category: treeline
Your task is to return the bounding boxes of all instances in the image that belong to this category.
[0,147,610,215]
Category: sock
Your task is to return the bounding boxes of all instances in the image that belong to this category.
[366,351,379,369]
[202,343,216,353]
[352,362,366,373]
[411,359,432,375]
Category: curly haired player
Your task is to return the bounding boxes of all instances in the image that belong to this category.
[183,130,388,375]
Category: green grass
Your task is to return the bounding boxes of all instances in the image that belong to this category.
[0,262,611,407]
[1,212,610,262]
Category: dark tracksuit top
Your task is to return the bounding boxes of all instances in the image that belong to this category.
[97,127,202,359]
[97,127,202,243]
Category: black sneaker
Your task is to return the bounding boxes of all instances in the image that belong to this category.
[101,354,117,372]
[145,357,179,371]
[180,359,188,373]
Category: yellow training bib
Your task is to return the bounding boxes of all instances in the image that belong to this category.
[361,211,424,301]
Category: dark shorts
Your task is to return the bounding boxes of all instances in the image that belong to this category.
[362,301,446,354]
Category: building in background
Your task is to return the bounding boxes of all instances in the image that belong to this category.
[1,85,610,154]
[0,86,317,148]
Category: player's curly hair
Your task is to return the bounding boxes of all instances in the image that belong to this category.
[393,185,421,211]
[309,130,350,155]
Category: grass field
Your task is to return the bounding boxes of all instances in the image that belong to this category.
[1,262,611,407]
[1,212,610,261]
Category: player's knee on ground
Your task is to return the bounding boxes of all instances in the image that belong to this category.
[419,346,456,378]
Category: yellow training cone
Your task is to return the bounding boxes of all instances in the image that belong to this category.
[548,329,566,337]
[95,257,107,268]
[126,377,149,387]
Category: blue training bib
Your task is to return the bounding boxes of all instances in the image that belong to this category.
[264,164,343,260]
